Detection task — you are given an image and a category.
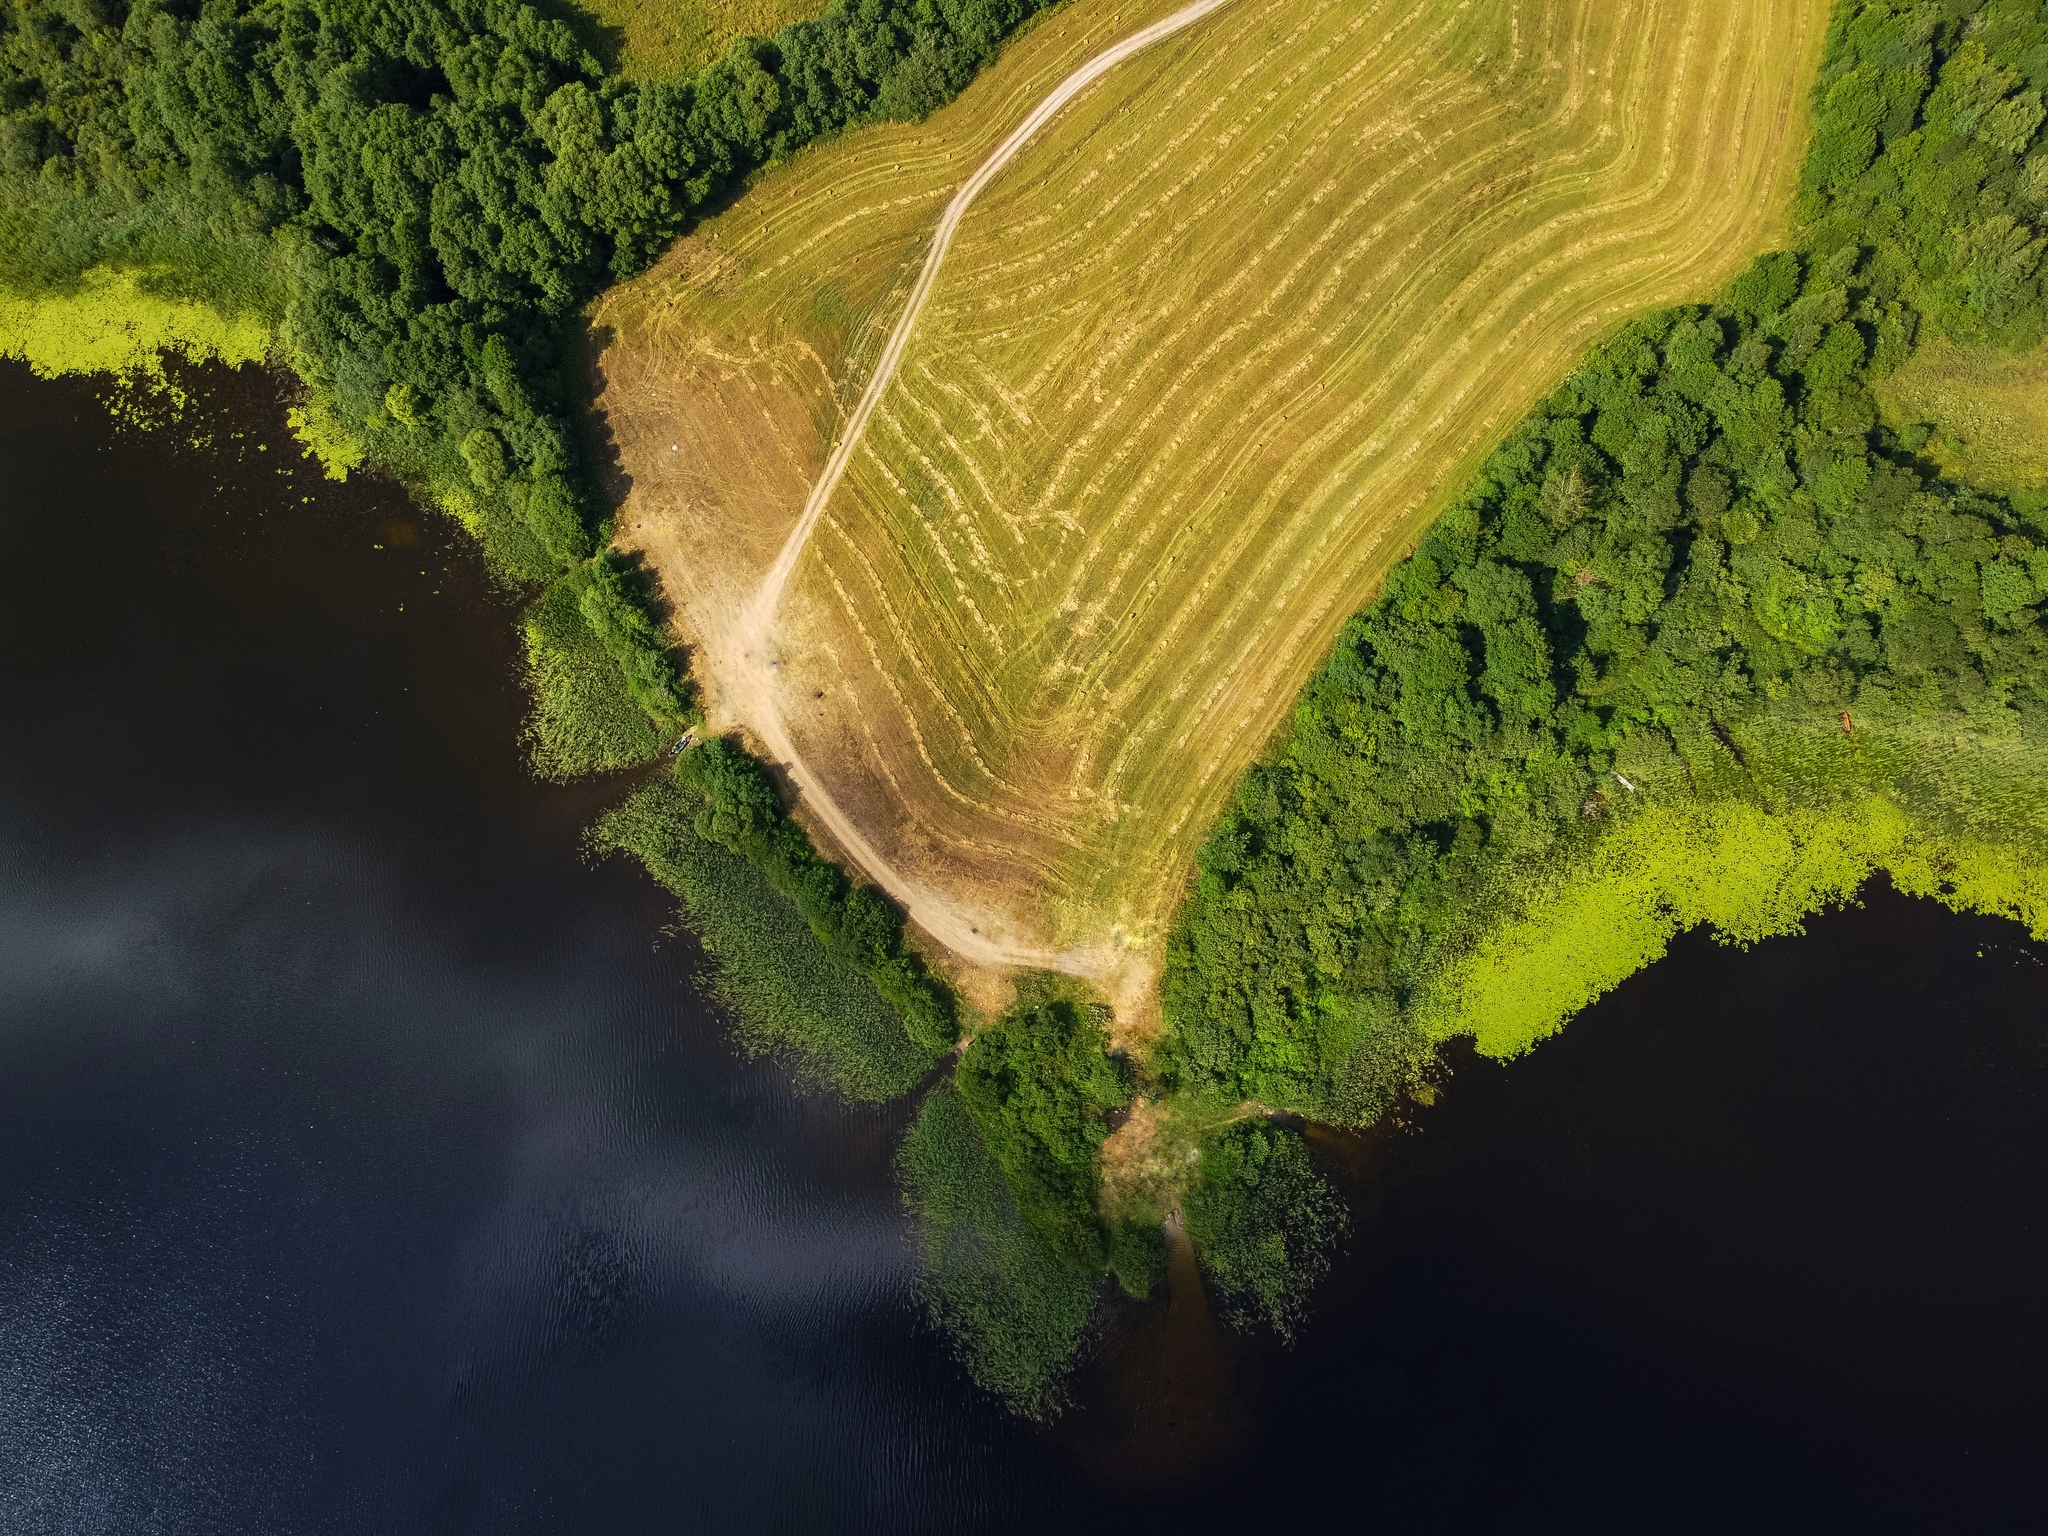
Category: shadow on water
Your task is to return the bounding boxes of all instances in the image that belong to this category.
[3,355,2047,1534]
[1050,1212,1252,1494]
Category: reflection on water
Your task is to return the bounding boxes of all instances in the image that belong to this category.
[2,358,2046,1533]
[1053,1213,1250,1494]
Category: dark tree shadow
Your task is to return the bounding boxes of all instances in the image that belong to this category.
[529,0,628,75]
[578,319,634,511]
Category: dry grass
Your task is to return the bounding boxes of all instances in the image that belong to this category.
[573,0,820,80]
[594,0,1828,1007]
[1097,1093,1251,1222]
[1875,334,2048,500]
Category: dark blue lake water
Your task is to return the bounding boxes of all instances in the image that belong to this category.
[2,358,2043,1534]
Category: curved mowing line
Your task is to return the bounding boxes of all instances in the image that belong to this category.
[731,0,1238,987]
[747,0,1238,632]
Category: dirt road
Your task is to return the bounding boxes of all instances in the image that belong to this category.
[727,0,1238,1005]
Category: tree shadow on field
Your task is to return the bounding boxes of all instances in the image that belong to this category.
[613,543,697,687]
[577,320,695,680]
[529,0,626,74]
[578,320,634,511]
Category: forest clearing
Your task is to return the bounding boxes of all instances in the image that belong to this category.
[575,0,824,81]
[595,0,1831,1012]
[1875,335,2048,498]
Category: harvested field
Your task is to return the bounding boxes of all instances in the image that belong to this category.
[595,0,1828,1015]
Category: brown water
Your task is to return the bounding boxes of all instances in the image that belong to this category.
[3,357,2045,1533]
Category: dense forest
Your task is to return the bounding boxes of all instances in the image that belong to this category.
[1163,0,2048,1125]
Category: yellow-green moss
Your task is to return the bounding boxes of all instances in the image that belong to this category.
[285,395,367,481]
[0,268,269,382]
[1418,793,2048,1060]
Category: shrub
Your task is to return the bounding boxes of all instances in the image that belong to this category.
[1183,1123,1347,1340]
[897,1086,1101,1417]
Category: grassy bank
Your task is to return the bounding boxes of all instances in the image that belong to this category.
[572,0,825,82]
[1876,334,2048,500]
[593,764,941,1099]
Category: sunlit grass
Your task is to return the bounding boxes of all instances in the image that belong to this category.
[572,0,824,80]
[1876,334,2048,503]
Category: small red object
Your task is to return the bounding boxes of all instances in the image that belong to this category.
[1841,710,1854,736]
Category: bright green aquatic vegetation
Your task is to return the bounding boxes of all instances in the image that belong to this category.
[1419,781,2048,1061]
[0,268,270,382]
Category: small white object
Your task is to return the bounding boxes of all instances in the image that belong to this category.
[1614,771,1637,792]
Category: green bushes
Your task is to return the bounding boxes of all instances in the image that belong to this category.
[896,992,1137,1407]
[677,736,958,1052]
[955,996,1129,1270]
[572,551,695,726]
[1800,2,2048,347]
[1161,0,2048,1122]
[521,571,666,779]
[896,1085,1101,1417]
[593,767,941,1099]
[1104,1218,1165,1301]
[1183,1123,1347,1340]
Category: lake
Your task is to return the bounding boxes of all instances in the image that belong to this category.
[1,358,2042,1533]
